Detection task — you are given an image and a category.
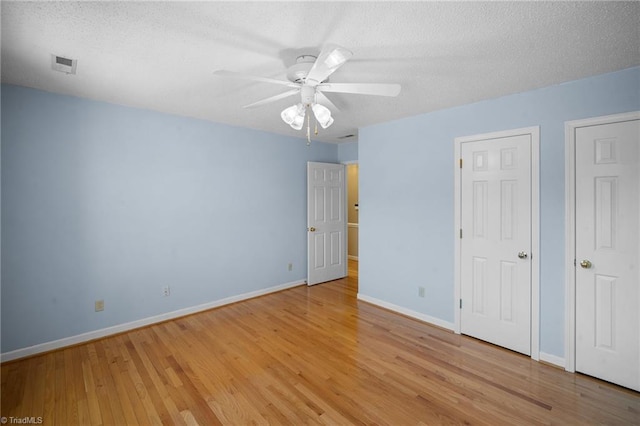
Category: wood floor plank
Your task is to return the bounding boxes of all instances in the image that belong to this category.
[116,335,163,425]
[126,333,184,425]
[41,352,56,424]
[81,345,104,425]
[68,345,89,425]
[53,350,68,425]
[103,337,142,425]
[2,260,639,425]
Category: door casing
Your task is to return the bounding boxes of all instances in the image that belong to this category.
[454,126,540,361]
[564,111,640,372]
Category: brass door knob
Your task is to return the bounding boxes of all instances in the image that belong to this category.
[308,227,316,232]
[580,259,592,269]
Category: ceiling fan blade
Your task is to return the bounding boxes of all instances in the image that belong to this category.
[315,91,340,113]
[243,89,300,109]
[305,44,353,87]
[213,70,300,88]
[317,82,401,97]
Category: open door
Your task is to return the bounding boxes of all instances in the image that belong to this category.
[307,162,347,285]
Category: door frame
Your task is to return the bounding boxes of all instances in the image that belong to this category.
[454,126,540,360]
[563,111,640,372]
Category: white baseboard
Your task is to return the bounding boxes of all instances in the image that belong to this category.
[1,279,306,363]
[539,351,565,368]
[357,293,455,331]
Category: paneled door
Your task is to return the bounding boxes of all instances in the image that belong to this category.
[459,133,533,355]
[575,118,639,391]
[307,162,347,286]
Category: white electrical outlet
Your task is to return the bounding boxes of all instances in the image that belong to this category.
[288,263,293,271]
[418,287,425,298]
[95,300,104,312]
[163,286,170,297]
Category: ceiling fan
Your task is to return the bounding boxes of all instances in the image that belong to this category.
[213,44,401,142]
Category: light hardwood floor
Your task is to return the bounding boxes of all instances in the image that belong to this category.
[2,260,639,425]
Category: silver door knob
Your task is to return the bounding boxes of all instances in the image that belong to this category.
[518,251,528,259]
[580,259,592,269]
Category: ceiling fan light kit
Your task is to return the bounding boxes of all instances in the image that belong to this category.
[213,44,401,144]
[281,101,333,129]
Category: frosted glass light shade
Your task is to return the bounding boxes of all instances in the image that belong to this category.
[281,104,301,124]
[291,113,305,130]
[312,103,333,128]
[281,103,306,129]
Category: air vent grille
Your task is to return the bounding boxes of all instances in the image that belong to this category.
[337,134,356,140]
[56,56,73,67]
[51,54,77,74]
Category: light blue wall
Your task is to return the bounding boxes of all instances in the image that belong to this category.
[1,84,337,353]
[359,67,640,358]
[338,141,358,163]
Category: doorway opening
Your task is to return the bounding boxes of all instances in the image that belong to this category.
[346,163,359,282]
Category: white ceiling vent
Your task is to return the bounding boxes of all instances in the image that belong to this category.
[51,54,77,74]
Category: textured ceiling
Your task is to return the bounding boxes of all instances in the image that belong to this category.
[2,1,639,143]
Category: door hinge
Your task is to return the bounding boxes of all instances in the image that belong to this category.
[459,158,463,168]
[574,258,576,266]
[459,299,462,309]
[459,228,463,239]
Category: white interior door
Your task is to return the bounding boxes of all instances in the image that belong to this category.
[575,119,640,391]
[460,134,532,355]
[307,162,347,286]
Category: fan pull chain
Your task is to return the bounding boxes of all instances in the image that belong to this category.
[306,108,311,146]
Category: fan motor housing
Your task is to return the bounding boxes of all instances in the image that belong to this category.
[286,55,316,83]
